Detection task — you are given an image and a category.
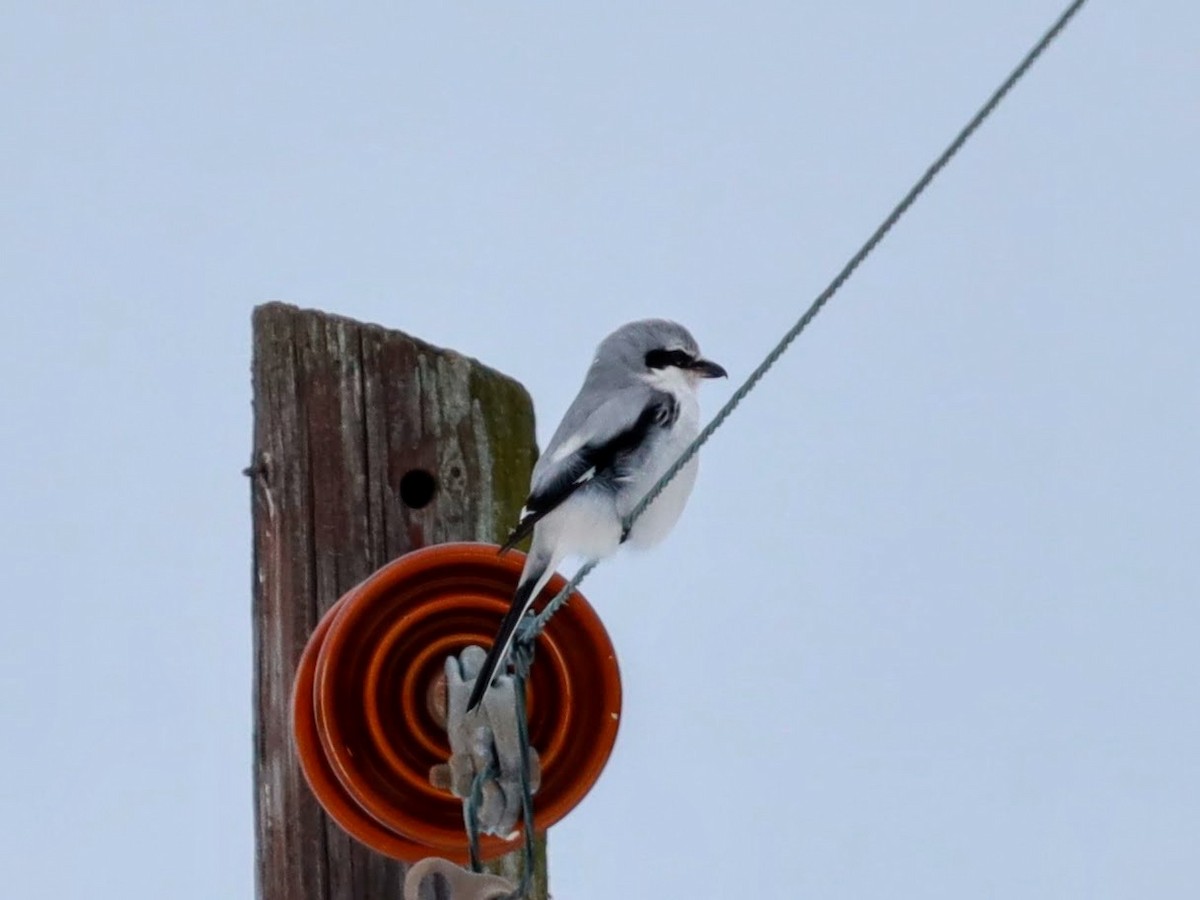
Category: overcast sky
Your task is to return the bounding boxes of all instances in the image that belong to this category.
[2,2,1198,898]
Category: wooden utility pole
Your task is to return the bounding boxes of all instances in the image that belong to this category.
[249,303,547,899]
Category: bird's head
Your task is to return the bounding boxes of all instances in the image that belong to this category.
[596,319,726,391]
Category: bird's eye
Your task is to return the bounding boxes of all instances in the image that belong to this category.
[645,348,693,369]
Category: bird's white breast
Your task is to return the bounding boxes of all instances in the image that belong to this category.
[621,372,702,549]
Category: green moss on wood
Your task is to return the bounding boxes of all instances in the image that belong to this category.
[469,365,538,542]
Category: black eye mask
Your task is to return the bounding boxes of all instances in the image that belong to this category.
[644,348,693,370]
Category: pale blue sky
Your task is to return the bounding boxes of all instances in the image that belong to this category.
[2,3,1198,898]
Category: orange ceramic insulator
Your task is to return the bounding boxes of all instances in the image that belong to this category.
[291,542,622,863]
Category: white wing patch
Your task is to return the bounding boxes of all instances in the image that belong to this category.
[549,433,587,464]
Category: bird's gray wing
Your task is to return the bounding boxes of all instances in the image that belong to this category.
[499,384,677,552]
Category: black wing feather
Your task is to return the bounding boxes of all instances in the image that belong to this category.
[499,393,676,553]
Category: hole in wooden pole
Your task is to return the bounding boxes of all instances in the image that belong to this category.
[399,470,437,509]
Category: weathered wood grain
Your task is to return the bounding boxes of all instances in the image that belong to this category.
[250,303,544,900]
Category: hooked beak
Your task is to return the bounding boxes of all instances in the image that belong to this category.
[690,358,727,379]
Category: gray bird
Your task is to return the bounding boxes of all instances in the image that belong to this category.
[467,319,726,711]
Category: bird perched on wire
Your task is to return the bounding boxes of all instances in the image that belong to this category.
[467,319,726,712]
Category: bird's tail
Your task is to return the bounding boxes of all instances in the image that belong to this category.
[466,552,554,712]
